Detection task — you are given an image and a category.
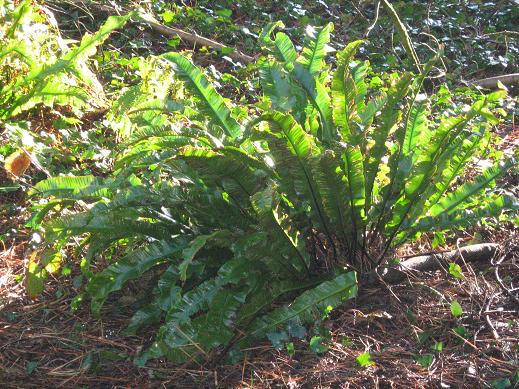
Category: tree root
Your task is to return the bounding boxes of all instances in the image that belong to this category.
[368,243,500,285]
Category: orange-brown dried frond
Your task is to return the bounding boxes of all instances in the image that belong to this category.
[4,149,32,179]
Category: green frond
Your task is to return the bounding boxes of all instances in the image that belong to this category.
[401,130,484,234]
[342,146,366,240]
[259,21,297,64]
[116,134,204,168]
[30,175,110,199]
[297,23,334,75]
[331,40,366,139]
[125,303,162,336]
[253,112,333,236]
[249,272,357,338]
[87,240,186,315]
[259,59,306,113]
[403,99,429,162]
[430,158,516,217]
[313,150,351,243]
[236,278,318,327]
[161,53,242,139]
[364,74,413,206]
[292,65,334,142]
[402,195,518,235]
[179,230,232,280]
[251,188,311,274]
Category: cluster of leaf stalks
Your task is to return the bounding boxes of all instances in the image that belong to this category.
[2,1,517,365]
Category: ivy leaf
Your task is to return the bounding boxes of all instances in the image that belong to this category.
[286,342,295,357]
[356,351,375,367]
[309,336,328,353]
[453,325,467,338]
[448,263,464,279]
[25,360,38,376]
[450,300,463,318]
[431,341,443,353]
[415,354,433,368]
[161,10,176,24]
[267,331,288,349]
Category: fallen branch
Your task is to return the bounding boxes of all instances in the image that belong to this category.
[470,73,519,89]
[371,243,499,284]
[139,20,255,64]
[52,0,255,64]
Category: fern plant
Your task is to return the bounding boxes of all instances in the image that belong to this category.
[0,0,130,178]
[0,0,130,119]
[30,21,517,364]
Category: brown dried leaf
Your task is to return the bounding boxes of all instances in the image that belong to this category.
[4,149,31,179]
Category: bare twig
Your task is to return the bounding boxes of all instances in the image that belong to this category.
[364,1,380,37]
[493,252,519,305]
[484,293,501,340]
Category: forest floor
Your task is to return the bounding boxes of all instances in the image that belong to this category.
[0,217,518,388]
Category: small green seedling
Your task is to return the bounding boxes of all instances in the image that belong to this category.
[356,352,375,367]
[448,263,464,279]
[415,354,433,368]
[309,336,328,353]
[450,300,463,318]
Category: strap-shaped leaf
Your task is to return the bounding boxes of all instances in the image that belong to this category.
[293,65,334,141]
[313,150,351,244]
[259,21,297,64]
[430,158,516,216]
[251,188,311,274]
[253,112,333,236]
[259,60,306,112]
[87,240,186,315]
[260,23,334,140]
[364,74,413,206]
[331,40,366,139]
[342,146,366,241]
[403,195,518,234]
[155,255,258,364]
[273,32,298,65]
[250,272,357,337]
[297,23,334,75]
[403,99,429,161]
[161,53,242,139]
[179,230,231,280]
[401,130,483,235]
[125,303,162,336]
[30,175,109,199]
[259,21,285,46]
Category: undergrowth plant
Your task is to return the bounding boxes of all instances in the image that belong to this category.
[0,0,129,179]
[29,20,517,364]
[0,0,129,119]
